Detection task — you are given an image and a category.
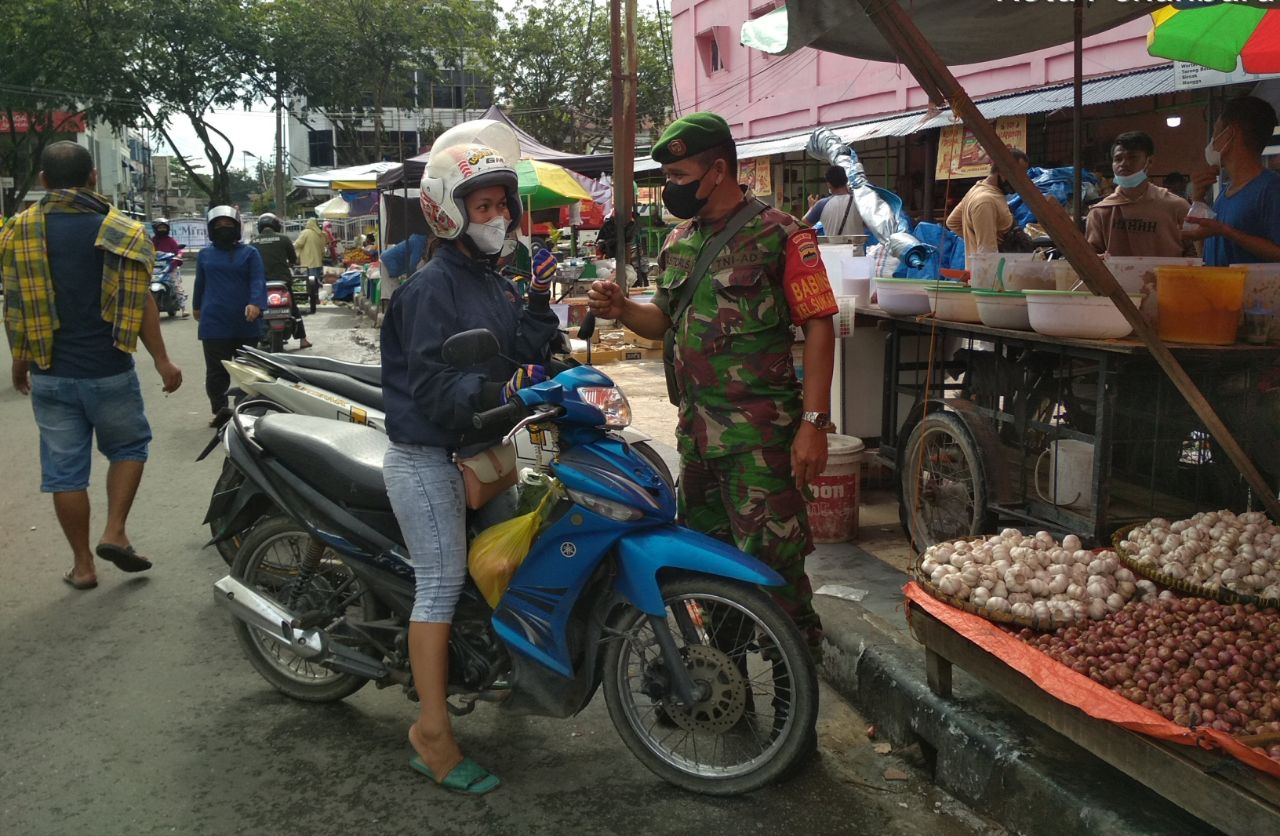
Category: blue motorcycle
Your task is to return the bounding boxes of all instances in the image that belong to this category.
[209,329,818,795]
[150,251,182,317]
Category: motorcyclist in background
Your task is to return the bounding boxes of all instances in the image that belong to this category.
[250,213,311,350]
[151,217,189,317]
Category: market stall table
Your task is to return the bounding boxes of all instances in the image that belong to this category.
[853,304,1280,548]
[905,583,1280,834]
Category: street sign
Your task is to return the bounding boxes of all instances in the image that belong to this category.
[0,176,14,188]
[1174,60,1280,91]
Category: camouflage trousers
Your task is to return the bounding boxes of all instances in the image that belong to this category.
[678,446,823,648]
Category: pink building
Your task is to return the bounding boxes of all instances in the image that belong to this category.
[660,2,1237,222]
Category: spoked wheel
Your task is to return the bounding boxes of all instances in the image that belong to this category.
[900,412,992,549]
[602,575,818,796]
[230,515,371,702]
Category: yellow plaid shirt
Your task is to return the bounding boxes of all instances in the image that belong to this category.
[1,189,153,369]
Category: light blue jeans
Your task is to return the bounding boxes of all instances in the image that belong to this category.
[383,442,515,623]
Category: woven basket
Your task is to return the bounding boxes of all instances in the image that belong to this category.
[913,559,1066,632]
[1111,527,1280,610]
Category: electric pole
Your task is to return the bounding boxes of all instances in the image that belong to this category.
[274,73,287,216]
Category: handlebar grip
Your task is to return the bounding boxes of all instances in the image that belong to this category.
[578,312,596,342]
[472,399,527,432]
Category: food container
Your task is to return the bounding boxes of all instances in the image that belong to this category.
[1234,262,1280,343]
[873,277,931,316]
[972,289,1032,330]
[1156,266,1246,345]
[968,252,1039,290]
[1024,290,1142,340]
[1001,259,1057,291]
[1103,256,1201,324]
[925,283,982,323]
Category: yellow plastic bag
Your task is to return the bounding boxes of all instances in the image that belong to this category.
[468,486,557,608]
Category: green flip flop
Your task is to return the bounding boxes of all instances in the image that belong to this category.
[409,755,501,795]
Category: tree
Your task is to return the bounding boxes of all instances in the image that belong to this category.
[266,0,499,165]
[0,0,142,207]
[491,0,673,153]
[118,0,265,205]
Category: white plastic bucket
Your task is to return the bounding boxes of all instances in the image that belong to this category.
[1035,439,1093,508]
[807,434,865,543]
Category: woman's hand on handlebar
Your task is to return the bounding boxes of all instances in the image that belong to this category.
[503,364,546,403]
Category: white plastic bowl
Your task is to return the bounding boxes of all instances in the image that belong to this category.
[1024,291,1142,339]
[973,290,1031,330]
[926,285,982,323]
[874,279,931,315]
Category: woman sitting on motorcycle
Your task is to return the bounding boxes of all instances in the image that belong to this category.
[379,133,559,794]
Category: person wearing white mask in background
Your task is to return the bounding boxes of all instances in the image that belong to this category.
[1186,95,1280,265]
[379,138,560,794]
[1086,131,1195,258]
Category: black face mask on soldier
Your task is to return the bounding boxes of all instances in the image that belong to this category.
[211,226,239,248]
[662,164,719,220]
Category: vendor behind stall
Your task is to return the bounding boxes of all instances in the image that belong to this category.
[945,149,1030,268]
[1086,132,1194,258]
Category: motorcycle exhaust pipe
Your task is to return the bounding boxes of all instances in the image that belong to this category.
[214,576,327,659]
[213,576,391,681]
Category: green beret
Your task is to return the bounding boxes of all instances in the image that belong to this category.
[651,112,733,164]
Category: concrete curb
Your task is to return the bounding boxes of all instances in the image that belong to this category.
[813,568,1217,835]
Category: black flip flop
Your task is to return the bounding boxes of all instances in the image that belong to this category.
[62,570,98,590]
[95,543,153,573]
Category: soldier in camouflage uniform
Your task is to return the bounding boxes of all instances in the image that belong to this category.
[587,112,837,649]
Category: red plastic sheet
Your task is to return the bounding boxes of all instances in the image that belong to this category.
[904,581,1280,779]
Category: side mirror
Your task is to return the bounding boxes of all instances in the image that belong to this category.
[442,328,500,368]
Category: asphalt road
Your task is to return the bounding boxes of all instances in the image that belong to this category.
[0,307,993,836]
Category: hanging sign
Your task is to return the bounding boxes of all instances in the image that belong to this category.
[936,116,1027,180]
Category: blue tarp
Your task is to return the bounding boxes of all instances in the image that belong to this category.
[897,222,966,279]
[1007,167,1099,228]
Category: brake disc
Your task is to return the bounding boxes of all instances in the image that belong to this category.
[662,644,747,735]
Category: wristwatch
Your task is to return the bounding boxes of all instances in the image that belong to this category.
[801,411,830,428]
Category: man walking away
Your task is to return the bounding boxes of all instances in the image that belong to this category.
[804,165,865,238]
[2,141,183,589]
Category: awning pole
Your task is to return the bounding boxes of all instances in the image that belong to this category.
[1072,3,1083,230]
[856,0,1280,521]
[611,0,637,291]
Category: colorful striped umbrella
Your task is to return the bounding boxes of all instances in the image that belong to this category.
[1147,4,1280,73]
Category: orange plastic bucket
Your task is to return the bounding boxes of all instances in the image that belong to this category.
[1155,266,1246,345]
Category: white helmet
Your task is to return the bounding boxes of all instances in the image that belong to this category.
[206,205,241,236]
[420,120,522,243]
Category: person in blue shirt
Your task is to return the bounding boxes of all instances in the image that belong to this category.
[380,136,559,795]
[378,231,430,301]
[192,206,266,424]
[1186,96,1280,266]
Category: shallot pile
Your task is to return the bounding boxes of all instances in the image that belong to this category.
[1019,597,1280,761]
[1121,510,1280,601]
[919,529,1154,626]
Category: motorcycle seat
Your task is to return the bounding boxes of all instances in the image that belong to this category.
[255,414,391,510]
[272,354,382,388]
[283,367,385,412]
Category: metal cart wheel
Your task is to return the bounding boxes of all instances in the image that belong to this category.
[900,412,993,549]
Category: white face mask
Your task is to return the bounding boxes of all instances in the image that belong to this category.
[468,216,508,255]
[1205,128,1229,167]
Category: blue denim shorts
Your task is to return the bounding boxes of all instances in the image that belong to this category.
[29,369,152,493]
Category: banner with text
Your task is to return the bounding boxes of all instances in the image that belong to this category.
[935,116,1027,180]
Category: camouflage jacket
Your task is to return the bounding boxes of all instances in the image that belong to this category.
[653,197,837,459]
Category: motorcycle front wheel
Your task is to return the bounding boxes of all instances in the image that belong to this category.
[602,574,818,795]
[230,515,370,702]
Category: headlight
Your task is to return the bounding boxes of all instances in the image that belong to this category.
[578,386,631,428]
[565,488,644,521]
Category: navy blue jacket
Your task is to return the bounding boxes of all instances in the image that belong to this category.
[381,243,560,447]
[193,244,268,340]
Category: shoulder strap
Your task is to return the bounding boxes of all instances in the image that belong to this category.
[836,193,855,236]
[669,197,768,328]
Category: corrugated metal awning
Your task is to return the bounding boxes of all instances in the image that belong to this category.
[636,65,1175,173]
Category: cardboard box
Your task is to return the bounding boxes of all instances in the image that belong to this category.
[623,329,664,350]
[571,347,622,365]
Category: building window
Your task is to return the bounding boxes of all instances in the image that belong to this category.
[696,27,730,76]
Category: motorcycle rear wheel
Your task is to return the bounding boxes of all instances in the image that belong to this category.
[268,329,285,353]
[602,574,818,795]
[230,515,370,702]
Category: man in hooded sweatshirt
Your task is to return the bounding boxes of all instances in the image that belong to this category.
[293,217,326,313]
[1086,131,1194,258]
